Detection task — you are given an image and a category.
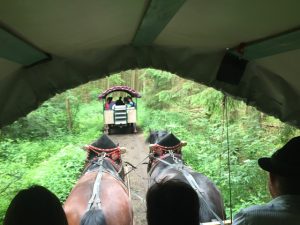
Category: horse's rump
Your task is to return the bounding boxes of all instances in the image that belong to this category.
[64,171,132,225]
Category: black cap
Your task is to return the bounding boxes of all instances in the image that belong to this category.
[258,136,300,177]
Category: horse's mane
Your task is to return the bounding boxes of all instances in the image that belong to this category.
[80,209,106,225]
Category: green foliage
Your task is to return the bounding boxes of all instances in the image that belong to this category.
[141,69,174,109]
[139,69,300,217]
[0,85,104,223]
[1,68,300,222]
[24,145,86,200]
[107,74,125,86]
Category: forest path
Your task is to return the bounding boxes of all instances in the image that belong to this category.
[109,133,149,225]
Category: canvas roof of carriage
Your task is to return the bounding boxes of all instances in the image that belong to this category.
[0,0,300,128]
[98,86,142,99]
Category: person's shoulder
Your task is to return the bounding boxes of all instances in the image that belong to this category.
[233,204,269,225]
[240,204,268,213]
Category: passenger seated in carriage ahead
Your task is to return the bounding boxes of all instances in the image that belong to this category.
[109,97,115,109]
[115,96,124,105]
[4,185,68,225]
[123,96,129,105]
[127,96,135,108]
[104,97,113,110]
[146,179,200,225]
[233,136,300,225]
[123,96,134,108]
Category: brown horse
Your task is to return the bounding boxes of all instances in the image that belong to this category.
[64,134,133,225]
[147,131,226,223]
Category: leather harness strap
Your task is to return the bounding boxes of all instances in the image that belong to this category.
[86,153,129,211]
[153,156,225,225]
[87,155,105,211]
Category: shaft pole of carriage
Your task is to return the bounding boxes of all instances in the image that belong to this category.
[124,153,153,176]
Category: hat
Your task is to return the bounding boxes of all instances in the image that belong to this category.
[258,136,300,177]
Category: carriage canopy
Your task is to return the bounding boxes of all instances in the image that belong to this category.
[98,86,142,100]
[0,1,300,128]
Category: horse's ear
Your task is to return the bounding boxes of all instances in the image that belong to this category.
[120,147,127,154]
[181,141,187,146]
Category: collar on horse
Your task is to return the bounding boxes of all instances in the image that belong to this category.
[86,144,121,160]
[148,142,183,174]
[151,142,183,155]
[85,145,122,173]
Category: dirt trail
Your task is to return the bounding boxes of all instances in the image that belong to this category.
[109,133,149,225]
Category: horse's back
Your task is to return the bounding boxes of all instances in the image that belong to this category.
[64,172,133,225]
[190,171,226,221]
[64,172,97,225]
[101,173,133,225]
[150,165,226,222]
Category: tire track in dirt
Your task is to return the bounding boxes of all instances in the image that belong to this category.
[109,133,149,225]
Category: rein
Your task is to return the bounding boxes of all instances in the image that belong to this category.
[124,153,152,176]
[152,153,225,225]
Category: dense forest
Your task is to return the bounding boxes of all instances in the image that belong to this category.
[0,69,299,222]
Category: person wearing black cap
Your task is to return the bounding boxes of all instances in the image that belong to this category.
[233,136,300,225]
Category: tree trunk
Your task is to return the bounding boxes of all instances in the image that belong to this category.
[66,98,73,131]
[106,76,110,89]
[134,69,139,91]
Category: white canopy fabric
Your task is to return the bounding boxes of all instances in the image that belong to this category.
[0,0,300,127]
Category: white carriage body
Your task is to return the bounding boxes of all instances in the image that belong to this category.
[104,107,137,125]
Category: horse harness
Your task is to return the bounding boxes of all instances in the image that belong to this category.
[84,145,125,211]
[85,144,123,173]
[149,144,225,225]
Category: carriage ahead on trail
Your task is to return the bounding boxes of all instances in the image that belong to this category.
[98,86,141,134]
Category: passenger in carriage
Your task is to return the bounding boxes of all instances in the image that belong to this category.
[123,96,129,106]
[109,97,115,109]
[127,96,135,108]
[146,179,200,225]
[115,96,124,105]
[123,96,134,108]
[4,185,68,225]
[233,136,300,225]
[105,97,113,110]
